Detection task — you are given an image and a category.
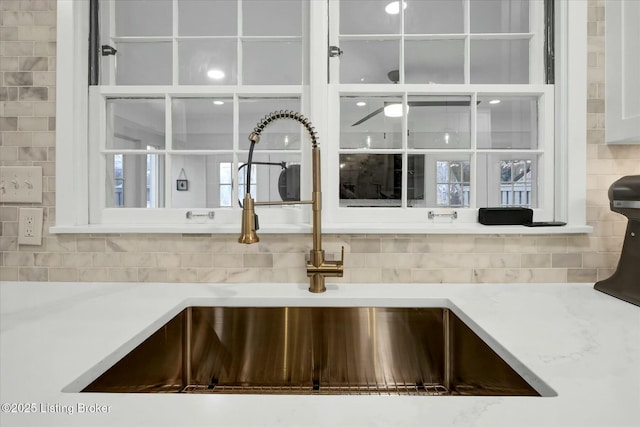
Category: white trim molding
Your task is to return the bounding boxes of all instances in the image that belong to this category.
[53,0,591,235]
[55,0,90,228]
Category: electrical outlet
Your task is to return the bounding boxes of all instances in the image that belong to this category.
[18,208,44,246]
[0,166,43,203]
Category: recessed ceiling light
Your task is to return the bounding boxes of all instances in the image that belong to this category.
[213,100,225,105]
[356,101,367,107]
[207,69,225,80]
[384,103,407,118]
[385,1,407,15]
[489,99,501,104]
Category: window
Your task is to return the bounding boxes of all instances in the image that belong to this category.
[55,0,590,233]
[84,0,309,227]
[327,0,556,226]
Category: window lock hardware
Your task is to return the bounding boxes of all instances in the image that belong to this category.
[329,45,343,58]
[101,45,118,56]
[186,211,215,220]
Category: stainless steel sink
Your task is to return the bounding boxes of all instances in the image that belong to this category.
[82,307,544,396]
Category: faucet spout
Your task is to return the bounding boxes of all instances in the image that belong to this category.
[238,110,344,293]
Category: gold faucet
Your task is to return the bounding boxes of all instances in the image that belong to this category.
[238,110,344,293]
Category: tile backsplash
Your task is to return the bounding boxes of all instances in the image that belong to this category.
[1,0,639,284]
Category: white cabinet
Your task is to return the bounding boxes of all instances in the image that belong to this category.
[606,0,640,144]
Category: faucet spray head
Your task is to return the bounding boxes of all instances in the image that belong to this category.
[238,193,259,244]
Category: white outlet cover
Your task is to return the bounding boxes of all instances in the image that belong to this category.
[18,207,44,246]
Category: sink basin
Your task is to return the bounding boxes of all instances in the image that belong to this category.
[81,306,548,396]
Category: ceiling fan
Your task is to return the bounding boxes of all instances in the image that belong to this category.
[351,70,474,127]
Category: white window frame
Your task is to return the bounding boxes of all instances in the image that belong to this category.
[53,0,590,235]
[87,88,310,228]
[325,86,554,225]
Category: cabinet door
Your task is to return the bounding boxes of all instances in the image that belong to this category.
[606,0,640,144]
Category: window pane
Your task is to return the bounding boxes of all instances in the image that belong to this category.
[437,160,449,183]
[178,40,237,85]
[243,41,303,85]
[405,40,464,84]
[471,0,530,33]
[115,0,172,36]
[407,96,471,149]
[340,96,402,149]
[339,154,402,207]
[113,154,124,207]
[499,159,533,207]
[106,154,165,208]
[172,98,233,150]
[172,154,233,209]
[239,98,301,150]
[220,185,232,207]
[115,43,172,85]
[339,40,400,84]
[436,160,470,207]
[476,154,538,208]
[477,96,538,149]
[471,39,529,84]
[408,155,471,208]
[340,0,400,35]
[178,0,236,36]
[107,99,165,150]
[220,162,232,185]
[240,153,301,206]
[243,0,303,36]
[405,0,464,34]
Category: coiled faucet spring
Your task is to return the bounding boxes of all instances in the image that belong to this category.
[249,110,318,149]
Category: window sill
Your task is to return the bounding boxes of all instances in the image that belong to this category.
[323,223,593,235]
[49,223,592,235]
[49,223,311,235]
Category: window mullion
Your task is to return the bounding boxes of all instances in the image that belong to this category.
[329,0,340,85]
[470,92,478,151]
[91,90,107,223]
[464,0,470,84]
[238,0,243,86]
[470,91,478,208]
[401,92,408,208]
[233,94,240,208]
[107,0,116,85]
[164,94,173,208]
[530,0,546,84]
[400,0,405,85]
[172,0,178,86]
[400,0,406,208]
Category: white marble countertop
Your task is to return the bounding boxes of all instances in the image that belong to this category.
[0,281,638,427]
